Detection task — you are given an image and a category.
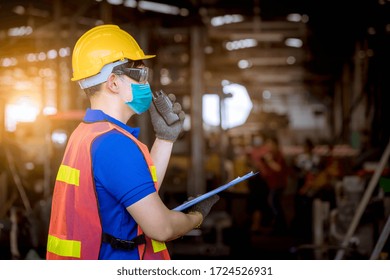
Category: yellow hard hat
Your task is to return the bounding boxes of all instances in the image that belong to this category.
[71,24,155,82]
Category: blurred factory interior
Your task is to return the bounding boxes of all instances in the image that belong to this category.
[0,0,390,260]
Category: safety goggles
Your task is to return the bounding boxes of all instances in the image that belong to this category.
[113,67,149,83]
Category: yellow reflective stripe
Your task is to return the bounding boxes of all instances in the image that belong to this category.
[56,165,80,186]
[151,239,167,253]
[47,235,81,258]
[150,165,157,182]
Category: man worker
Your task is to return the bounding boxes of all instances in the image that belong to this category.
[46,24,219,260]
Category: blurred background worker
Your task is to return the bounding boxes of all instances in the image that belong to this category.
[46,24,219,260]
[249,134,289,234]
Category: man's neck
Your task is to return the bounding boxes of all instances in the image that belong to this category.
[90,99,133,124]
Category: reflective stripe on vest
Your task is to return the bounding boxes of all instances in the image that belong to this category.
[46,121,170,260]
[56,165,80,186]
[47,235,81,258]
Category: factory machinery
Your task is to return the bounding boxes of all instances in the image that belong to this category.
[293,140,390,260]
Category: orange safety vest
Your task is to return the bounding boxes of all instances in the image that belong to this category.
[46,121,170,260]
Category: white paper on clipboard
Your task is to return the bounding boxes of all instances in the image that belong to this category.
[172,171,258,211]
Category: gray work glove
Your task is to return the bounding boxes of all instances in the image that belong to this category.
[186,194,220,220]
[149,92,185,142]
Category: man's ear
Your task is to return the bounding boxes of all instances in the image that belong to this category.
[106,73,120,92]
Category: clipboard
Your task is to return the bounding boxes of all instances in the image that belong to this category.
[172,171,258,211]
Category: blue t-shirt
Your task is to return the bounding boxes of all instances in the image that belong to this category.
[84,109,156,259]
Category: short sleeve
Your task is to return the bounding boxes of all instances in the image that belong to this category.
[91,130,156,208]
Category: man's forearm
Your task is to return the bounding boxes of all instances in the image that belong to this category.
[150,138,174,188]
